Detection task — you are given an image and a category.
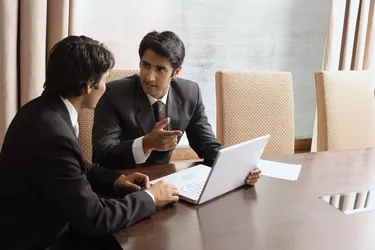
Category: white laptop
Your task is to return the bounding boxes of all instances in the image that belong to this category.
[150,134,270,205]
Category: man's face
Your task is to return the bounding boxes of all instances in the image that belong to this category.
[81,71,109,109]
[139,49,181,99]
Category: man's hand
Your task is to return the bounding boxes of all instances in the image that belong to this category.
[146,180,179,207]
[115,172,150,192]
[143,118,183,152]
[245,168,261,186]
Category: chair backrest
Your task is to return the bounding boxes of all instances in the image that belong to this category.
[78,69,138,163]
[315,71,375,152]
[215,71,294,156]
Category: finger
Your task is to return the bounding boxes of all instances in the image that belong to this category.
[161,137,177,145]
[251,177,259,183]
[160,130,183,137]
[157,145,174,152]
[136,173,150,188]
[245,180,256,185]
[250,180,258,185]
[246,176,259,183]
[155,180,166,186]
[155,118,170,130]
[168,184,178,190]
[246,178,258,185]
[169,142,178,149]
[171,187,180,195]
[160,142,178,151]
[252,168,261,175]
[170,195,179,203]
[158,139,178,150]
[247,175,260,180]
[249,169,260,176]
[126,182,142,191]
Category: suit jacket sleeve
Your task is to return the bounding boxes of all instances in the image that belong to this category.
[31,135,155,237]
[92,90,137,169]
[85,160,122,196]
[186,84,224,166]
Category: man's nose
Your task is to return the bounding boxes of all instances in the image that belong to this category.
[145,70,156,82]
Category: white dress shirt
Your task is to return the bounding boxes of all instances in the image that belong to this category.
[60,97,79,138]
[132,89,169,164]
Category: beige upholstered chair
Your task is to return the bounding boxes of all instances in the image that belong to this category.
[215,71,294,156]
[315,71,375,152]
[78,69,138,163]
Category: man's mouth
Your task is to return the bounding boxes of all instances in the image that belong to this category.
[144,81,156,87]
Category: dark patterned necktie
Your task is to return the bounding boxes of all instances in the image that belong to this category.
[152,101,167,123]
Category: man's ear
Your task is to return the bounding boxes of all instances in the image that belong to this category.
[172,66,182,79]
[82,83,91,95]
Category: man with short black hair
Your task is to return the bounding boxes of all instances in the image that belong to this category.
[0,35,178,250]
[92,31,261,185]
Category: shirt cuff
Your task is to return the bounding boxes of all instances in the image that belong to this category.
[132,136,151,164]
[144,190,155,203]
[113,176,154,204]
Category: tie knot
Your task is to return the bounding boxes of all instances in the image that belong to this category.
[153,100,164,108]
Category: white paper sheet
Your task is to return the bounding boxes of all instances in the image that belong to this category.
[258,160,302,181]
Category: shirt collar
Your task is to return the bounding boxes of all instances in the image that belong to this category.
[146,88,169,106]
[60,97,78,129]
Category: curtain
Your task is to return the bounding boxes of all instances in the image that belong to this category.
[0,0,80,149]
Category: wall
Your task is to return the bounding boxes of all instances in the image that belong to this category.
[79,0,329,145]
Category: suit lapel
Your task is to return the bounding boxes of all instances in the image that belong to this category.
[167,84,183,131]
[135,84,155,135]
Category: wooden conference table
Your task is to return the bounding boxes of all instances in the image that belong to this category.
[113,148,375,250]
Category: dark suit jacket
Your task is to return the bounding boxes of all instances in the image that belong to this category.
[92,74,223,170]
[0,91,155,250]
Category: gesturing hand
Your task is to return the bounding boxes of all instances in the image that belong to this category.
[143,118,182,152]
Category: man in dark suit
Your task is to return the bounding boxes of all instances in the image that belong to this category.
[92,30,261,186]
[0,36,178,250]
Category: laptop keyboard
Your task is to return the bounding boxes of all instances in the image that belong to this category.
[180,180,205,200]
